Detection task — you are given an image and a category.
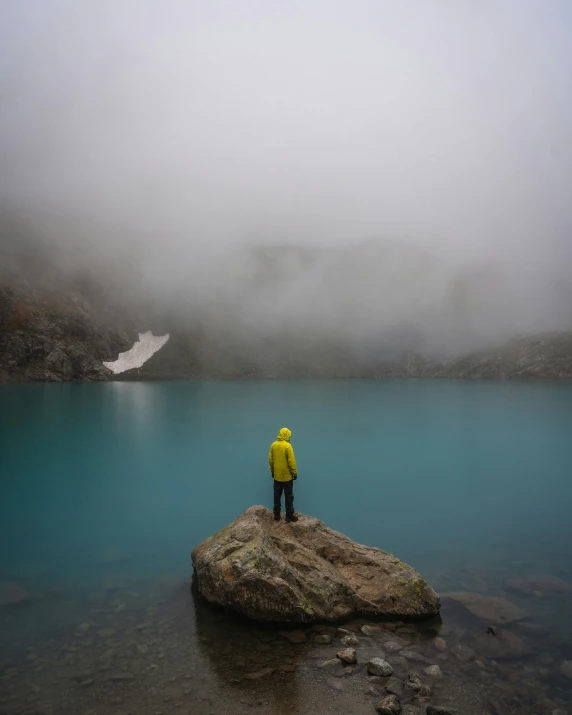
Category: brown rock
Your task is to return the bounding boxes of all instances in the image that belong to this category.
[191,506,440,622]
[443,592,528,624]
[424,664,443,678]
[341,634,359,646]
[451,643,476,662]
[279,630,306,643]
[362,624,381,636]
[375,694,402,714]
[475,629,532,660]
[313,634,332,644]
[0,582,30,606]
[336,647,357,664]
[433,636,447,651]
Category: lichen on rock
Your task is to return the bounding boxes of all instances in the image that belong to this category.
[191,505,440,623]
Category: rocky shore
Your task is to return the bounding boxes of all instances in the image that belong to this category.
[1,567,571,715]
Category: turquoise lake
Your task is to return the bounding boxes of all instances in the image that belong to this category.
[1,379,571,715]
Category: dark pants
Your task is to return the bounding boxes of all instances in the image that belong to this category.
[273,479,294,517]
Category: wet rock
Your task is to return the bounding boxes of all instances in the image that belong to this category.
[475,629,532,660]
[415,685,432,700]
[318,658,342,672]
[367,675,386,684]
[244,667,275,680]
[362,625,381,636]
[423,665,443,678]
[336,648,357,665]
[385,640,406,653]
[406,673,424,692]
[0,582,30,606]
[426,707,458,715]
[433,637,447,651]
[77,622,91,633]
[443,592,528,624]
[191,506,440,622]
[376,694,402,714]
[367,658,394,677]
[338,666,355,677]
[396,625,417,635]
[279,630,306,644]
[313,634,331,645]
[450,643,476,662]
[341,634,359,646]
[559,661,572,679]
[401,650,428,663]
[386,676,405,696]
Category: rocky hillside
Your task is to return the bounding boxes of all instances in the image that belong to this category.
[425,332,572,380]
[0,233,147,382]
[2,234,571,382]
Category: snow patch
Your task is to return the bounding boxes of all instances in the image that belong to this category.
[103,331,170,374]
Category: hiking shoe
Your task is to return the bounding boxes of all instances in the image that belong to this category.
[273,513,281,521]
[285,514,298,523]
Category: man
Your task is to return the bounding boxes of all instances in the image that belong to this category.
[268,427,298,522]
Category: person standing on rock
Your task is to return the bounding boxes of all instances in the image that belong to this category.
[268,427,298,522]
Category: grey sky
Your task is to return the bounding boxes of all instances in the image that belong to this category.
[1,1,571,354]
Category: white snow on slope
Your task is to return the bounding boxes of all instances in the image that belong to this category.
[103,331,170,374]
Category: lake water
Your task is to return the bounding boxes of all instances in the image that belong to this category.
[1,379,571,715]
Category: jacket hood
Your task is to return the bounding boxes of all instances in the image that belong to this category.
[277,427,292,442]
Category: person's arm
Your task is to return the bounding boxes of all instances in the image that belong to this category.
[287,444,298,479]
[268,445,274,478]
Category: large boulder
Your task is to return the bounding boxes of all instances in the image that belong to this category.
[191,506,440,623]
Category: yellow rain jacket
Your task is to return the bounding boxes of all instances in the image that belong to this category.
[268,428,298,482]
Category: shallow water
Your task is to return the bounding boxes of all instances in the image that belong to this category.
[1,379,571,715]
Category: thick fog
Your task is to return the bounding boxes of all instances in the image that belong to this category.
[1,0,572,361]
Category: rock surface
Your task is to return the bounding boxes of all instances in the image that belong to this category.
[474,629,532,660]
[367,658,394,677]
[443,592,528,624]
[0,582,30,606]
[191,506,440,622]
[376,694,402,714]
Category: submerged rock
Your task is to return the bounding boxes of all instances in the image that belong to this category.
[337,648,357,665]
[191,506,440,622]
[474,629,532,660]
[367,658,394,677]
[341,634,359,646]
[0,582,30,606]
[376,694,402,714]
[443,592,528,624]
